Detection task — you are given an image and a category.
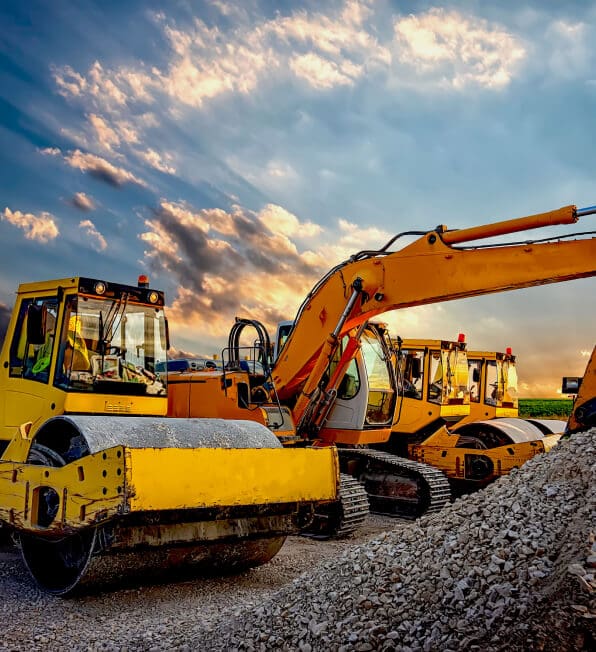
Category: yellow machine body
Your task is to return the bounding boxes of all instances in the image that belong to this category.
[409,423,562,485]
[409,425,548,483]
[391,337,470,437]
[0,431,337,534]
[167,369,299,443]
[412,347,566,487]
[0,276,338,594]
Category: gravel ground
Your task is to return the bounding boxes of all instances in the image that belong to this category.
[197,429,596,652]
[0,514,396,651]
[1,431,594,651]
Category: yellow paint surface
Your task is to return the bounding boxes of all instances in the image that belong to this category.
[127,447,338,511]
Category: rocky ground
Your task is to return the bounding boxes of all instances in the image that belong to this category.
[0,429,594,651]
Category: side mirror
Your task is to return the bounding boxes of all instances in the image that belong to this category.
[561,376,581,394]
[26,304,45,345]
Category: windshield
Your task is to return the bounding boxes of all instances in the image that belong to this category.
[485,359,518,407]
[54,294,167,395]
[361,330,395,426]
[427,347,469,405]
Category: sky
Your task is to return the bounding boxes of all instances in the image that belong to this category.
[0,0,595,397]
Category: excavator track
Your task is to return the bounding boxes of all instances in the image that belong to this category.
[301,473,369,539]
[338,448,451,519]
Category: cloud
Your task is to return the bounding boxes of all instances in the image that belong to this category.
[258,204,322,238]
[544,19,590,79]
[393,8,526,89]
[52,64,87,98]
[65,150,147,187]
[41,146,147,187]
[0,302,10,350]
[71,192,96,211]
[52,0,521,127]
[139,196,411,345]
[53,61,151,108]
[140,200,328,335]
[88,113,121,151]
[2,207,59,243]
[289,52,361,89]
[224,155,302,194]
[137,148,176,174]
[45,2,528,200]
[79,219,107,251]
[39,146,61,156]
[114,120,141,144]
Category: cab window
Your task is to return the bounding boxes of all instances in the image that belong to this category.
[398,349,424,400]
[468,360,482,403]
[9,298,58,384]
[338,358,360,399]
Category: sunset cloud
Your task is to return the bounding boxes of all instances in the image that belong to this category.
[137,148,176,175]
[79,219,107,251]
[393,8,526,89]
[2,207,59,243]
[88,113,121,151]
[139,197,423,342]
[65,150,147,187]
[41,147,147,187]
[140,201,328,335]
[51,0,523,124]
[71,192,96,211]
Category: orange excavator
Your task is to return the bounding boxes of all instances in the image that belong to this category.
[167,203,596,528]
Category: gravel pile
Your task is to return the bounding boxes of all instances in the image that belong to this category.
[0,431,593,651]
[193,429,596,652]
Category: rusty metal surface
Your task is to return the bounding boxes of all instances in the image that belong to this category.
[105,513,297,549]
[39,415,282,453]
[20,524,287,595]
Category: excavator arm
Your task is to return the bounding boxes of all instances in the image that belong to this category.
[273,205,596,411]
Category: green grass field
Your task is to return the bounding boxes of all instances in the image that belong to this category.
[518,398,573,420]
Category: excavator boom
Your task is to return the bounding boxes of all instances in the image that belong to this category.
[274,205,596,401]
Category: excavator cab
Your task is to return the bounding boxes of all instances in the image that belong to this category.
[321,323,397,442]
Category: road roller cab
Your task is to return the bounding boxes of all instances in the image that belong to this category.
[0,276,339,595]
